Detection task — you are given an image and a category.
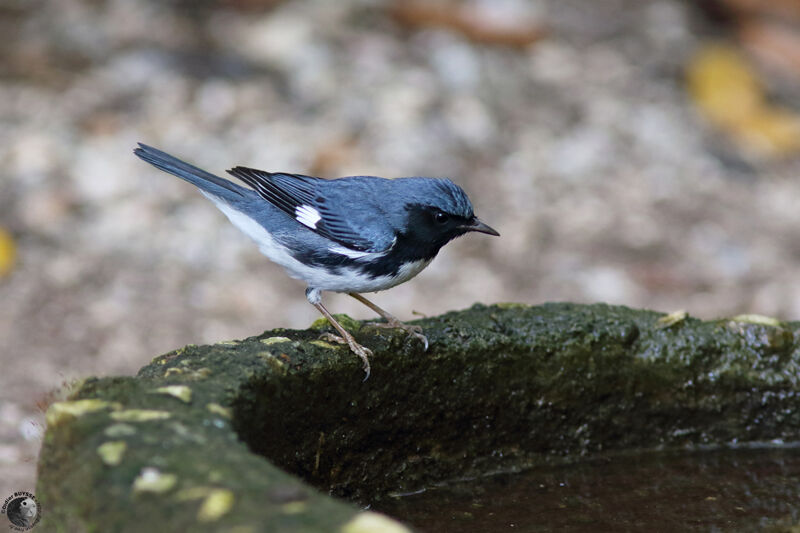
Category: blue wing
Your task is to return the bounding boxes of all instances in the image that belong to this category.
[226,167,395,253]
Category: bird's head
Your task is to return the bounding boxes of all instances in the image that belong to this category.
[395,178,499,257]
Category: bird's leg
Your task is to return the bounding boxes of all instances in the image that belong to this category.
[310,296,372,380]
[348,292,429,351]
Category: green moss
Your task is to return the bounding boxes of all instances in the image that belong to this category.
[729,313,783,327]
[133,467,178,494]
[45,399,121,427]
[260,336,293,345]
[309,314,362,332]
[196,489,235,522]
[150,385,193,403]
[656,309,688,328]
[205,403,232,419]
[37,303,800,532]
[97,441,127,466]
[495,302,528,309]
[110,409,172,422]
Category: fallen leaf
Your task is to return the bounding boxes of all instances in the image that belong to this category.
[0,228,17,277]
[715,0,800,22]
[389,1,546,48]
[739,18,800,79]
[687,43,800,157]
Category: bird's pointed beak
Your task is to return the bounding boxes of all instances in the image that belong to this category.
[462,217,500,236]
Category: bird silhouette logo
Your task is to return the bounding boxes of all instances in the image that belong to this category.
[2,492,40,530]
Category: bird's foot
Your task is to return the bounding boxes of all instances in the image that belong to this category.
[319,332,373,380]
[366,320,429,351]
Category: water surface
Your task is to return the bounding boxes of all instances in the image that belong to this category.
[374,447,800,532]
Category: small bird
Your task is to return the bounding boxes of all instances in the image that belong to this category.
[134,144,499,378]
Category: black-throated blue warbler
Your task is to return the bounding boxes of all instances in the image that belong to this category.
[134,144,499,378]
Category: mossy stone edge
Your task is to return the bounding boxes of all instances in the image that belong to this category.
[36,303,800,532]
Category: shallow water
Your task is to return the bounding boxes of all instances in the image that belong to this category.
[373,447,800,532]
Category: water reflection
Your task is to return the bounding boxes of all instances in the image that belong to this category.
[374,447,800,532]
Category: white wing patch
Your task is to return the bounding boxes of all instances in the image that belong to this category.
[328,245,373,259]
[295,205,322,229]
[329,237,396,260]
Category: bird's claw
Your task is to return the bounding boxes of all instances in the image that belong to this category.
[319,333,373,380]
[366,321,429,351]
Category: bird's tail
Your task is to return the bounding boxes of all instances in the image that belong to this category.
[134,143,247,201]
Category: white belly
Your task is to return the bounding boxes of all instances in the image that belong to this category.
[210,198,432,292]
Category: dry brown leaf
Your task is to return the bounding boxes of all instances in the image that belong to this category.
[739,18,800,77]
[715,0,800,22]
[389,1,546,48]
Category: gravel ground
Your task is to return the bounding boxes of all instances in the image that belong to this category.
[2,0,800,499]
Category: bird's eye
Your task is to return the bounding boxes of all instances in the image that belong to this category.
[434,211,449,224]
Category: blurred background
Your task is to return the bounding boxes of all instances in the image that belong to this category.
[3,0,800,496]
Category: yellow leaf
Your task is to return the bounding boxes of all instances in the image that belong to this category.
[0,228,16,277]
[734,107,800,155]
[687,43,800,157]
[687,44,763,127]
